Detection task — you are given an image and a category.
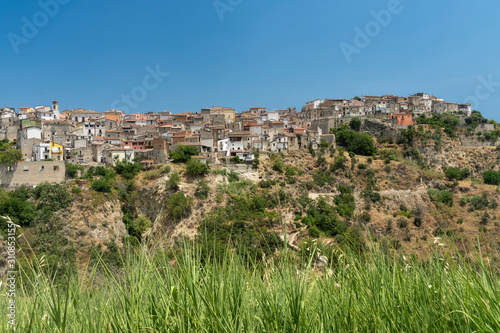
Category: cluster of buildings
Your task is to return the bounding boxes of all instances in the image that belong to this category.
[0,93,471,187]
[303,93,472,120]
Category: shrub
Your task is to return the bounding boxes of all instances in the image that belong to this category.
[114,159,143,179]
[160,165,171,174]
[129,214,151,240]
[334,128,377,156]
[358,163,367,170]
[444,167,470,181]
[331,155,347,171]
[480,212,490,225]
[334,191,356,218]
[483,170,500,185]
[143,170,161,180]
[460,194,491,211]
[349,117,362,132]
[272,157,285,173]
[228,170,240,183]
[71,187,82,195]
[0,196,37,228]
[302,198,348,237]
[362,190,381,203]
[359,211,371,223]
[169,145,199,163]
[91,178,112,193]
[397,126,417,146]
[95,166,116,179]
[66,163,83,178]
[252,158,260,169]
[309,226,321,238]
[258,179,276,189]
[167,192,193,222]
[398,218,408,229]
[186,159,210,176]
[428,189,454,207]
[195,179,210,199]
[166,172,181,192]
[32,182,72,211]
[285,166,296,177]
[230,156,243,164]
[313,170,334,187]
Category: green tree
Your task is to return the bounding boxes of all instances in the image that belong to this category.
[31,182,72,211]
[195,179,210,199]
[483,170,500,186]
[349,117,362,132]
[114,159,143,179]
[0,139,22,167]
[91,178,113,193]
[127,214,151,240]
[335,128,377,156]
[166,172,181,191]
[0,197,37,227]
[167,191,193,222]
[444,167,470,181]
[272,157,285,173]
[398,125,417,145]
[186,159,209,176]
[169,145,199,163]
[228,170,240,182]
[65,163,83,178]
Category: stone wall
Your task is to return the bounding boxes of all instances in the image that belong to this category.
[458,135,500,148]
[0,161,66,189]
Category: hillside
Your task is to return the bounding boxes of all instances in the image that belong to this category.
[1,118,500,280]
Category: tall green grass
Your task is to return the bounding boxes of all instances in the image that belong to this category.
[1,242,499,332]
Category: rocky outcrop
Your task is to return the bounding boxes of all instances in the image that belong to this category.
[362,119,398,140]
[57,196,127,248]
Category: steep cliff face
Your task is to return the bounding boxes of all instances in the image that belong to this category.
[417,133,499,175]
[57,194,127,252]
[51,133,500,260]
[362,119,398,140]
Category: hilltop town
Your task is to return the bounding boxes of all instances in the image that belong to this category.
[2,92,500,332]
[0,93,487,187]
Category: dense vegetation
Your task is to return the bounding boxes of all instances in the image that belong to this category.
[0,139,22,166]
[2,241,499,332]
[444,167,470,181]
[331,125,377,156]
[0,183,75,281]
[484,170,500,185]
[169,145,199,163]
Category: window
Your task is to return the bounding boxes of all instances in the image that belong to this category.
[53,165,59,171]
[40,166,45,171]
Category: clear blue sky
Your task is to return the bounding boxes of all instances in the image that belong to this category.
[1,0,500,119]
